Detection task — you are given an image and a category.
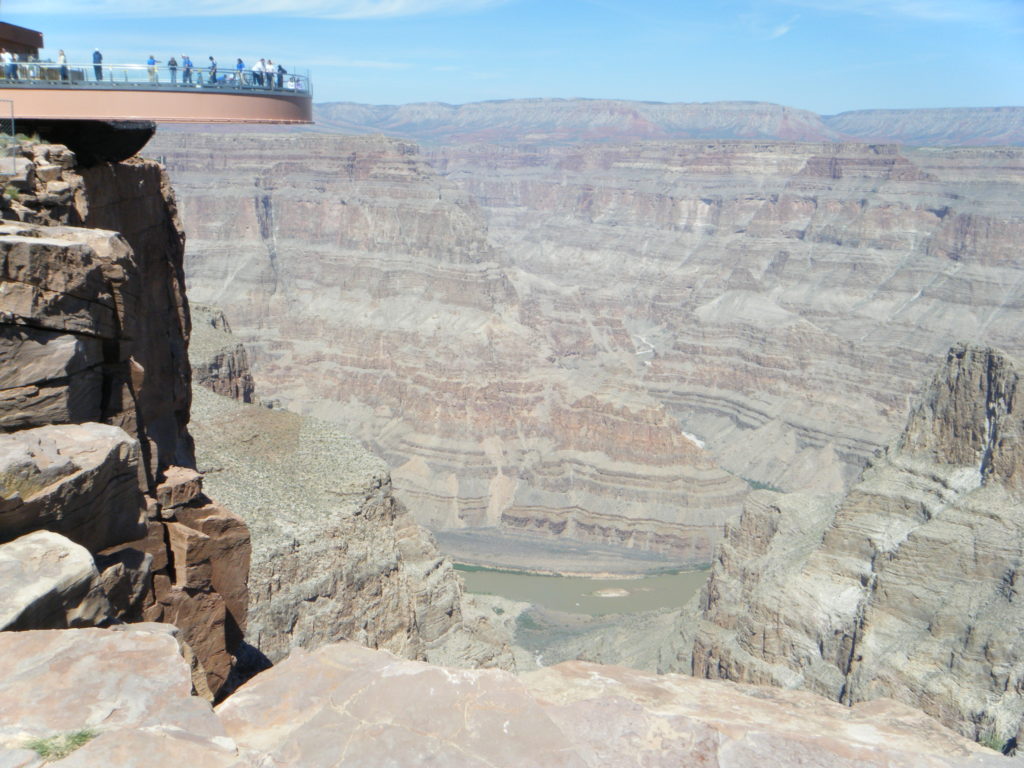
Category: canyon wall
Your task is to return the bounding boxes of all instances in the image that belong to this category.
[690,344,1024,749]
[427,139,1024,494]
[1,140,512,699]
[151,132,748,564]
[151,131,1024,563]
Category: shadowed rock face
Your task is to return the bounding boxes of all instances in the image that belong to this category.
[2,143,193,484]
[151,132,748,564]
[0,143,249,697]
[691,344,1024,748]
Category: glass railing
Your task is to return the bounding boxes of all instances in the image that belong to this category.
[0,62,312,96]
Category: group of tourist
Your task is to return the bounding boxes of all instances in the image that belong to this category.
[146,54,293,89]
[0,49,19,80]
[0,48,303,91]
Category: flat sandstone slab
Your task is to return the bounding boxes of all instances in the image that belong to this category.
[217,640,1007,767]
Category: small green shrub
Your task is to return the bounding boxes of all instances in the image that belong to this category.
[742,477,783,492]
[25,729,97,761]
[979,731,1008,753]
[0,470,48,500]
[516,611,543,631]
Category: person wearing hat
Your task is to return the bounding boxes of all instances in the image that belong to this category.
[93,48,103,81]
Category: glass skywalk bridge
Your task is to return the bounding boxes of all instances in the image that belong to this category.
[0,61,312,124]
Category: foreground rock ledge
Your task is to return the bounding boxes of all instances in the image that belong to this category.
[217,641,1003,767]
[0,627,1010,766]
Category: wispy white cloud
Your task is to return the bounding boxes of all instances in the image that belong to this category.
[775,0,1021,24]
[769,14,799,38]
[5,0,509,18]
[738,11,799,40]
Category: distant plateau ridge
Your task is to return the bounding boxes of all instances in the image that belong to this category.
[306,99,1024,147]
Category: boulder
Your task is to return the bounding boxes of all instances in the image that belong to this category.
[0,423,145,551]
[155,465,204,509]
[0,530,110,630]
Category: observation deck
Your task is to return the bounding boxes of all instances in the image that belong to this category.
[0,62,312,124]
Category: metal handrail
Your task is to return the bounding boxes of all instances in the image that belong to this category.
[0,62,312,96]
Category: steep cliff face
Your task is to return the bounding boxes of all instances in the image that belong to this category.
[691,344,1024,748]
[150,132,748,563]
[3,142,193,482]
[0,142,248,696]
[189,306,257,404]
[187,369,513,671]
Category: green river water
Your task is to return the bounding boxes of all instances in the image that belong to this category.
[456,566,710,616]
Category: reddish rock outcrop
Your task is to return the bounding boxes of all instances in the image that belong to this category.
[0,143,250,697]
[189,306,257,404]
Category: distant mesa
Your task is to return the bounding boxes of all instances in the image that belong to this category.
[309,99,1024,148]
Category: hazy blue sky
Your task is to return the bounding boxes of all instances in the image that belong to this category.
[4,0,1022,113]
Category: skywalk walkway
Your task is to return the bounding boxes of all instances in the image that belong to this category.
[0,62,312,124]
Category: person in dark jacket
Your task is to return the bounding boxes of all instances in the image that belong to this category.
[92,48,103,80]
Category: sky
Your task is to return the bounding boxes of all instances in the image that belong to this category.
[3,0,1022,114]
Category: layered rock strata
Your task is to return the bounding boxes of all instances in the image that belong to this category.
[150,131,748,562]
[0,143,249,696]
[427,140,1024,494]
[690,344,1024,748]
